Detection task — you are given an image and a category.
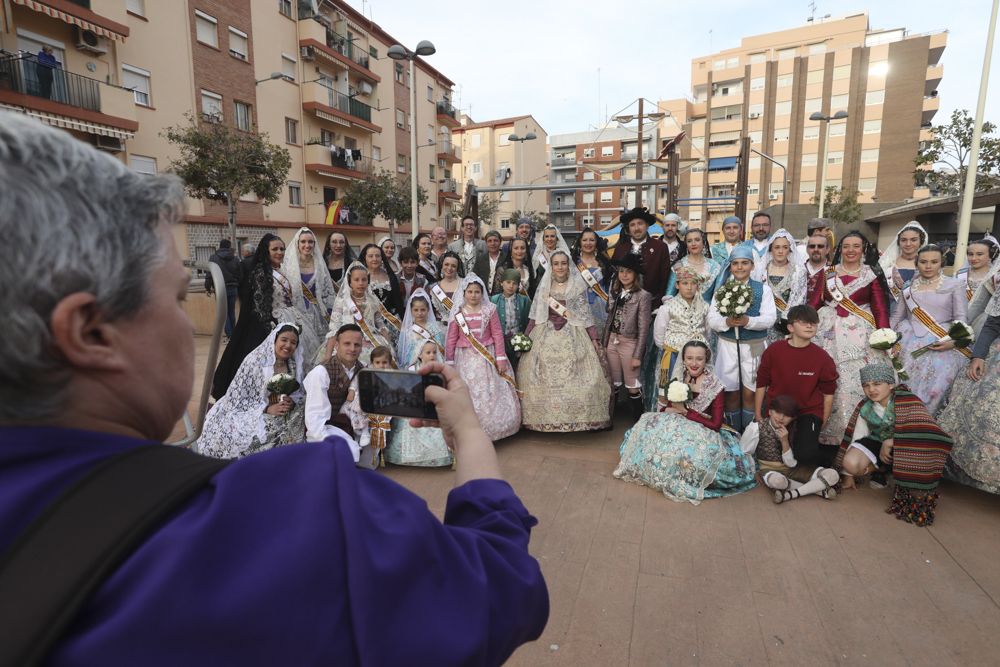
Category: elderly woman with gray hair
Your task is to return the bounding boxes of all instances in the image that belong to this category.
[0,113,547,665]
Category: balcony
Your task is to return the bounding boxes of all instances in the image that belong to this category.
[304,143,366,181]
[437,139,461,164]
[436,100,460,127]
[551,155,577,168]
[0,52,137,138]
[438,177,461,199]
[922,94,940,124]
[298,18,379,83]
[301,80,379,133]
[550,200,577,212]
[925,63,943,96]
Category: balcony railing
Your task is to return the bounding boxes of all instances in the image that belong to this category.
[551,156,577,167]
[440,177,458,193]
[312,81,373,123]
[436,100,457,120]
[550,201,576,212]
[325,29,372,70]
[0,52,100,112]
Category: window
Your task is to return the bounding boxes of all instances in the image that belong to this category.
[749,157,761,170]
[826,179,842,190]
[864,119,882,134]
[750,76,765,91]
[600,190,612,203]
[803,125,820,140]
[427,124,434,144]
[278,0,292,17]
[582,191,595,204]
[802,153,817,166]
[774,128,790,142]
[748,103,764,117]
[859,177,877,191]
[769,184,784,195]
[727,56,739,68]
[397,154,406,173]
[689,186,703,199]
[832,64,851,80]
[395,109,405,129]
[470,162,482,176]
[429,164,435,180]
[691,161,705,173]
[861,149,879,163]
[581,216,594,227]
[691,136,704,150]
[806,69,823,85]
[710,104,741,121]
[747,185,760,196]
[200,89,222,119]
[866,90,885,105]
[129,155,156,174]
[830,93,849,110]
[868,61,889,78]
[470,133,481,149]
[749,52,766,64]
[601,145,614,156]
[748,130,762,144]
[800,180,816,193]
[283,117,297,144]
[708,131,740,147]
[804,98,822,113]
[394,63,404,83]
[600,215,612,225]
[285,181,301,206]
[195,10,218,48]
[713,59,726,70]
[320,129,334,145]
[827,150,844,164]
[281,54,296,81]
[583,147,595,158]
[829,122,846,137]
[714,81,742,96]
[369,45,378,58]
[426,85,433,102]
[122,64,151,106]
[777,74,793,88]
[228,27,248,60]
[127,0,145,16]
[582,171,595,180]
[498,133,510,146]
[774,101,792,115]
[778,47,797,60]
[808,42,827,55]
[234,101,251,131]
[372,146,381,162]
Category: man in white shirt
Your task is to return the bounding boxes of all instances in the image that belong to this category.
[303,324,366,462]
[661,213,686,265]
[430,226,449,264]
[473,230,504,294]
[742,211,772,260]
[448,216,486,275]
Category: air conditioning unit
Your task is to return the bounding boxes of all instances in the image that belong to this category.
[75,27,108,55]
[358,81,373,96]
[300,45,315,60]
[769,193,779,201]
[94,135,124,153]
[749,112,761,119]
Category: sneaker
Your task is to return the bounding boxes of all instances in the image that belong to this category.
[869,471,887,489]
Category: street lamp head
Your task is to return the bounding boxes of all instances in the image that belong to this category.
[613,114,636,124]
[255,72,285,85]
[524,132,537,141]
[508,134,521,142]
[809,111,825,121]
[414,40,436,56]
[647,112,667,121]
[387,44,408,60]
[832,110,849,120]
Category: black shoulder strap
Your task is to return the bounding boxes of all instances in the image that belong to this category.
[0,445,230,667]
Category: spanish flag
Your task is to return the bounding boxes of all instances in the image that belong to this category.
[324,200,342,225]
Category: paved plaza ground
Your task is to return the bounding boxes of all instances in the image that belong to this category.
[182,336,1000,666]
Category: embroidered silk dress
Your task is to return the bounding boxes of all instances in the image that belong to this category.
[614,370,757,504]
[644,295,709,411]
[386,346,453,468]
[809,266,890,443]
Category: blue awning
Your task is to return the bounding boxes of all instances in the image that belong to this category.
[708,156,738,171]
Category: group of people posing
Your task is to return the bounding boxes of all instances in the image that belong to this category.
[197,208,1000,528]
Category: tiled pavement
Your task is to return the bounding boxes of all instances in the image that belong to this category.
[182,336,1000,666]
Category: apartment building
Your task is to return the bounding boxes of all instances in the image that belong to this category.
[656,12,946,240]
[548,126,658,231]
[452,114,547,238]
[0,0,459,262]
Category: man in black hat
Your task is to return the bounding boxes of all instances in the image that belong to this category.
[611,207,671,299]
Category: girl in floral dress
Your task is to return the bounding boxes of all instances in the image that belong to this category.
[753,229,808,346]
[324,262,390,366]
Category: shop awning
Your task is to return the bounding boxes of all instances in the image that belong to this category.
[12,0,129,42]
[707,156,738,171]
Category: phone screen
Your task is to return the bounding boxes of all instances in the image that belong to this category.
[357,369,443,420]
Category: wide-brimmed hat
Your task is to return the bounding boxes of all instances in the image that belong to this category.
[612,253,644,275]
[620,207,656,226]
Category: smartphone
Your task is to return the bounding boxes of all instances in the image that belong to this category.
[357,369,444,420]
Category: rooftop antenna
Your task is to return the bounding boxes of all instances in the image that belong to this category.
[808,0,817,21]
[597,67,601,129]
[709,28,713,52]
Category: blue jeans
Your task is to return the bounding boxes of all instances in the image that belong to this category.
[225,285,238,336]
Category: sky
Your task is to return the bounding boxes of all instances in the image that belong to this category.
[348,0,1000,140]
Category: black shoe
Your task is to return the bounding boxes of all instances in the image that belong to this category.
[629,395,644,422]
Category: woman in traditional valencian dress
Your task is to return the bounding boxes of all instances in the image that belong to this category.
[445,274,521,441]
[836,362,953,527]
[412,232,439,281]
[809,232,891,444]
[386,340,453,467]
[280,227,337,367]
[429,251,464,324]
[890,245,968,414]
[940,293,1000,495]
[878,220,928,302]
[645,265,710,411]
[572,228,613,328]
[957,235,1000,334]
[753,229,808,346]
[359,243,404,344]
[492,237,536,298]
[198,323,306,458]
[520,250,612,432]
[531,224,571,279]
[614,341,757,504]
[664,229,722,302]
[322,230,355,293]
[378,235,401,274]
[324,262,390,366]
[396,288,445,371]
[212,234,284,400]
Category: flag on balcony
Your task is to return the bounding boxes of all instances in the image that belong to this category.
[324,200,342,225]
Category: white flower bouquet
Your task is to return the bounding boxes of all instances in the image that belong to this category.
[714,279,753,319]
[666,379,692,406]
[511,333,533,353]
[868,328,899,351]
[266,372,299,404]
[911,320,974,358]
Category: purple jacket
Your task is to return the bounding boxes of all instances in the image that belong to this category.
[0,427,548,665]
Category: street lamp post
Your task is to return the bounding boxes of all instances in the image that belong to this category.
[508,132,537,220]
[388,40,436,239]
[613,100,666,209]
[810,110,848,218]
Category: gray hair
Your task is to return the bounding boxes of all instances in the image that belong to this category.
[0,113,186,421]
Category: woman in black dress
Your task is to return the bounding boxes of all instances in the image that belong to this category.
[322,230,355,292]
